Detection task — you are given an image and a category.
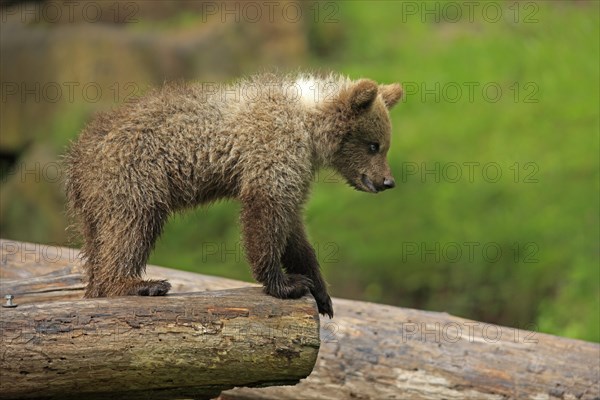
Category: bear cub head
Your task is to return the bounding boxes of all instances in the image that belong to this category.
[327,79,403,193]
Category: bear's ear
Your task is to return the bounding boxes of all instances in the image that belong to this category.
[379,83,403,108]
[344,79,379,113]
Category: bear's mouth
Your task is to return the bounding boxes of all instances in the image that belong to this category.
[360,174,378,193]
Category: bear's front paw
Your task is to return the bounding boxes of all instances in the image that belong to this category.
[314,292,334,319]
[265,273,313,300]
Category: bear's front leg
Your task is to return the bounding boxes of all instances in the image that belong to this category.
[282,215,334,318]
[241,193,313,299]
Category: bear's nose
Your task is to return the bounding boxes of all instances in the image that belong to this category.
[383,177,396,189]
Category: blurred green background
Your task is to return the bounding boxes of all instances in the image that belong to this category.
[1,1,598,342]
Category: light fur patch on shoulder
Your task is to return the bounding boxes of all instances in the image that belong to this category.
[294,74,349,108]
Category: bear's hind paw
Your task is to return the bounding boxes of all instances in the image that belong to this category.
[134,279,171,296]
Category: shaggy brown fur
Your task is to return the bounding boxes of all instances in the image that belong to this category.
[64,72,403,318]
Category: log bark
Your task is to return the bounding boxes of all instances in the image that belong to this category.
[1,239,599,400]
[0,288,319,400]
[0,242,319,400]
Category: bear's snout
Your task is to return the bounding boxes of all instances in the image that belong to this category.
[383,177,396,190]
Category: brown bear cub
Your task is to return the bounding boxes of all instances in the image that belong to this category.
[65,72,403,318]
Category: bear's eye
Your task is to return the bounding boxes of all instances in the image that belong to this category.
[368,143,380,154]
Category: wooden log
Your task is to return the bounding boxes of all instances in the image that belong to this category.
[0,287,319,400]
[1,239,599,400]
[0,239,257,304]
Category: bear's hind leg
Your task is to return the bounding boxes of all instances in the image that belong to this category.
[84,206,170,297]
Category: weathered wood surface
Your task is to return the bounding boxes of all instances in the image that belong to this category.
[1,239,599,400]
[0,239,256,304]
[0,287,319,400]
